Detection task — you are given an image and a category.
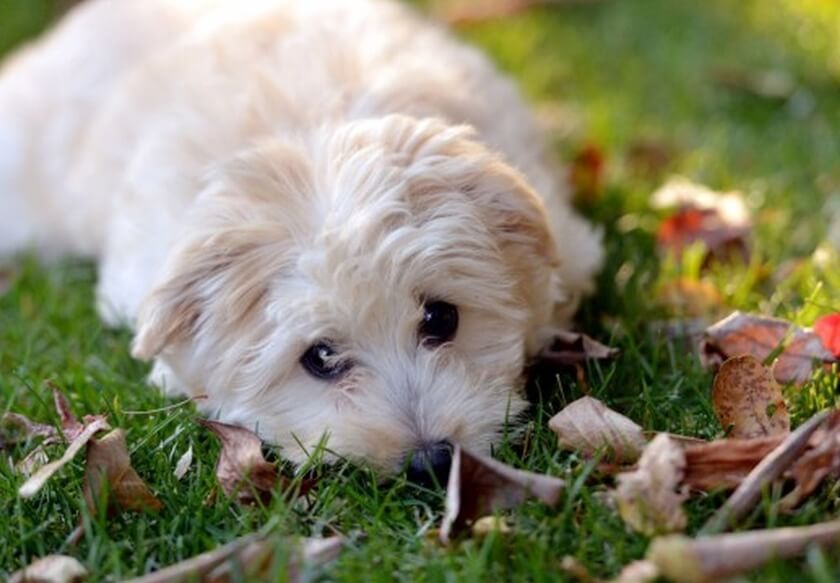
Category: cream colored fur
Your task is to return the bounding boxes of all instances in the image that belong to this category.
[0,0,603,471]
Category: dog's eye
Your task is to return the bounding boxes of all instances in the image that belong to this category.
[419,300,459,347]
[300,342,351,380]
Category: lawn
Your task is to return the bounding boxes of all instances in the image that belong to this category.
[1,0,839,580]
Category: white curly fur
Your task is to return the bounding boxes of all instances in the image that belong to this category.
[0,0,603,471]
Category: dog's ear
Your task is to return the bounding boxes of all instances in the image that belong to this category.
[131,141,310,359]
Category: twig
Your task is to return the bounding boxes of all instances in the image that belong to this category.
[700,410,830,535]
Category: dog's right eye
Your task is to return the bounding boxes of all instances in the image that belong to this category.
[300,342,351,380]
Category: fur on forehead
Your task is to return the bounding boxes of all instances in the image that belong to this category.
[132,115,560,369]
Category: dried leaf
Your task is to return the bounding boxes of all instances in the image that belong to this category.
[610,560,660,583]
[9,554,88,583]
[814,313,840,358]
[198,419,313,505]
[84,429,162,514]
[538,331,620,367]
[1,413,59,450]
[701,312,837,385]
[614,434,687,535]
[19,416,110,498]
[174,446,193,480]
[711,355,789,439]
[683,435,782,491]
[439,446,564,543]
[780,410,840,511]
[121,534,344,583]
[50,385,86,441]
[15,445,51,477]
[549,396,646,463]
[648,520,840,583]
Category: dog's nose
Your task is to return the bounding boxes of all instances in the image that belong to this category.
[405,440,453,487]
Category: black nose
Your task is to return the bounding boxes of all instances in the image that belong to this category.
[405,440,453,488]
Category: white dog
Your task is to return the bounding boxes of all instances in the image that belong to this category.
[0,0,602,481]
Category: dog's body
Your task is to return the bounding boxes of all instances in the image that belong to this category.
[0,0,602,472]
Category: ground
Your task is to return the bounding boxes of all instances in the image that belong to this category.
[1,0,839,580]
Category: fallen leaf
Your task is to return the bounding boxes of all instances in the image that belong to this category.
[682,435,782,491]
[711,355,789,439]
[701,312,838,385]
[121,534,344,583]
[652,178,750,264]
[174,446,193,480]
[15,445,51,477]
[83,429,162,514]
[19,416,110,498]
[537,331,620,367]
[814,313,840,358]
[780,410,840,511]
[9,555,88,583]
[549,396,646,463]
[49,384,86,441]
[648,519,840,583]
[1,413,59,450]
[570,144,606,202]
[198,420,314,505]
[199,420,279,505]
[614,434,687,535]
[610,560,660,583]
[439,446,564,543]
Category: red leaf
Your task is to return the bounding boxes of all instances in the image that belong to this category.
[815,313,840,358]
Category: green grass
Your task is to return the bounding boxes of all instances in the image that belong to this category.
[1,0,839,580]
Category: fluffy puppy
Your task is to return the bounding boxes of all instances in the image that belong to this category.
[0,0,603,476]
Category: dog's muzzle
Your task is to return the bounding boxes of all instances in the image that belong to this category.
[405,440,453,487]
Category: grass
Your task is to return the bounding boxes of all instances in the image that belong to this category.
[1,0,839,580]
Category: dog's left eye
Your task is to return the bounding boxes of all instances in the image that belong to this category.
[300,342,351,380]
[419,300,459,347]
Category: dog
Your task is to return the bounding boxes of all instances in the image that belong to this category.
[0,0,602,482]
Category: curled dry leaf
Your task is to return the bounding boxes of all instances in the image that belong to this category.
[1,413,59,449]
[614,434,687,536]
[711,355,789,439]
[537,331,620,368]
[701,311,837,385]
[84,428,162,514]
[199,419,314,505]
[779,410,840,511]
[122,534,344,583]
[15,445,51,477]
[439,446,564,543]
[174,445,193,480]
[682,435,782,491]
[19,416,110,498]
[549,396,646,463]
[9,554,88,583]
[648,519,840,583]
[814,313,840,358]
[652,178,751,264]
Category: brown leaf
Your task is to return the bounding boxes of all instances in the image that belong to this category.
[120,535,344,583]
[614,434,687,535]
[9,555,88,583]
[711,355,789,439]
[49,384,86,441]
[84,429,162,514]
[683,435,782,491]
[18,416,111,498]
[1,413,59,449]
[780,410,840,511]
[701,312,837,385]
[549,396,646,463]
[439,446,564,543]
[648,519,840,583]
[15,445,51,477]
[652,178,751,265]
[198,419,313,505]
[537,331,620,367]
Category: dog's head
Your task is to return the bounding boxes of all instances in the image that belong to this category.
[131,115,571,475]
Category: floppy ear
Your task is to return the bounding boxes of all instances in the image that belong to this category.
[131,140,311,359]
